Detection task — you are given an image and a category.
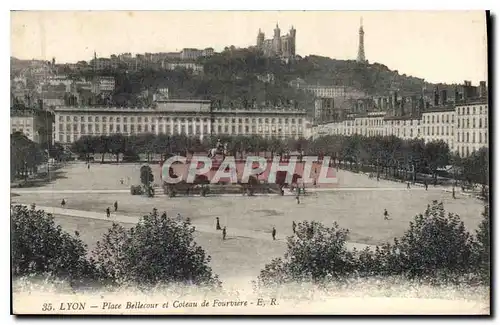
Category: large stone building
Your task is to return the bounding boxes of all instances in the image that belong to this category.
[312,82,489,158]
[163,62,204,75]
[455,99,489,157]
[10,108,54,144]
[52,99,307,146]
[256,24,296,60]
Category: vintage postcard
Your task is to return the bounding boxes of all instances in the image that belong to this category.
[10,10,490,315]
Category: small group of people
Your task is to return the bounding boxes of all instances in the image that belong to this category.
[215,217,227,240]
[105,201,119,218]
[215,217,279,241]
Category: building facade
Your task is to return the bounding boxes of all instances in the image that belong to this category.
[11,108,54,144]
[290,79,366,99]
[455,100,489,157]
[164,62,204,74]
[256,24,296,60]
[312,98,489,158]
[52,100,307,146]
[421,106,456,151]
[180,48,215,61]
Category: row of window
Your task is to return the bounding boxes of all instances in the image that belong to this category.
[425,126,454,137]
[58,115,304,124]
[58,127,303,142]
[58,124,303,136]
[333,107,488,129]
[331,116,489,134]
[457,117,488,129]
[59,122,302,132]
[423,114,454,124]
[457,131,488,144]
[457,105,487,116]
[11,119,32,126]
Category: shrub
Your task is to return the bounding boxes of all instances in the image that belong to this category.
[122,150,140,162]
[258,201,486,289]
[11,205,98,282]
[372,201,475,279]
[472,205,490,282]
[130,185,143,195]
[91,209,221,288]
[258,221,355,286]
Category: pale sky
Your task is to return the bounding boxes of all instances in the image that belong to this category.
[10,11,488,84]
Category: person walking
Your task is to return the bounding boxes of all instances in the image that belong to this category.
[407,182,411,189]
[292,221,296,234]
[424,180,428,191]
[61,199,66,208]
[222,227,227,240]
[383,209,390,220]
[296,194,300,204]
[272,227,276,240]
[114,201,118,212]
[216,217,221,230]
[452,186,456,199]
[106,207,111,218]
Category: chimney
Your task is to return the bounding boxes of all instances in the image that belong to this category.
[479,81,487,98]
[440,89,447,105]
[454,86,461,102]
[434,87,439,106]
[399,97,405,116]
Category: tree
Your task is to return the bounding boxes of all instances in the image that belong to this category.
[47,142,66,161]
[94,135,110,163]
[11,205,98,282]
[140,165,154,197]
[91,210,221,288]
[108,134,126,163]
[424,140,450,183]
[472,205,490,282]
[268,137,284,158]
[71,136,94,161]
[258,221,355,286]
[462,147,489,197]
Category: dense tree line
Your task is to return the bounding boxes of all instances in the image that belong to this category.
[257,201,490,288]
[11,205,220,289]
[71,133,488,188]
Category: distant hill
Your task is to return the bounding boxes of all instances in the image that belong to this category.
[11,52,460,109]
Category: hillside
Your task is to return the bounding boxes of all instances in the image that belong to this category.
[12,50,458,109]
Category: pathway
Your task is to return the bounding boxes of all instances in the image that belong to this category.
[11,186,440,195]
[17,204,374,251]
